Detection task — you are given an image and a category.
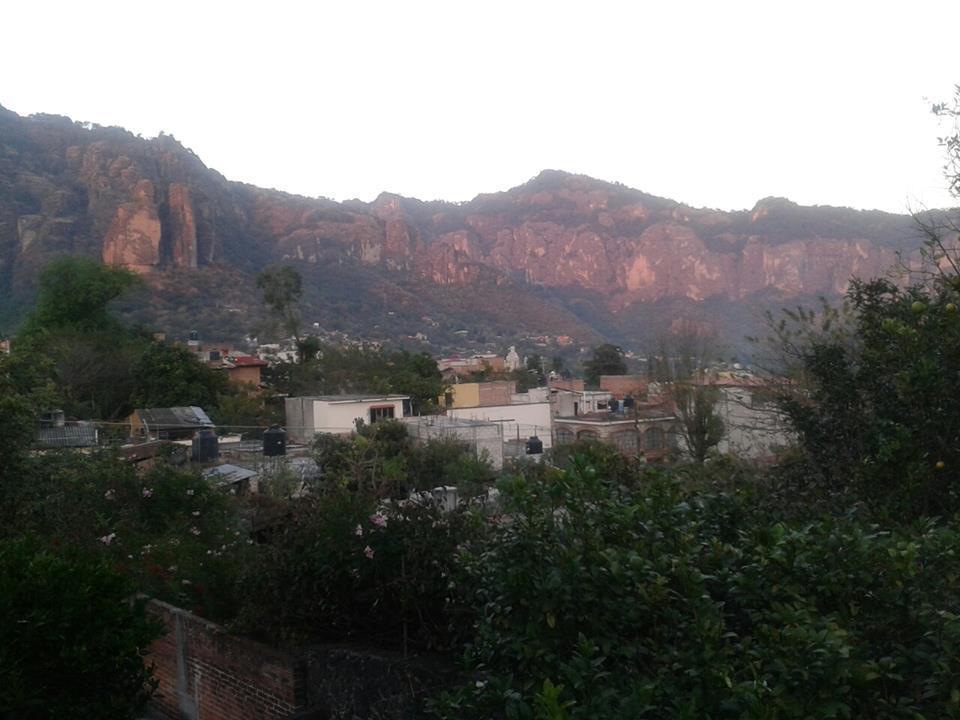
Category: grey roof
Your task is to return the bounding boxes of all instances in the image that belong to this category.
[36,424,99,448]
[203,463,258,487]
[136,406,213,429]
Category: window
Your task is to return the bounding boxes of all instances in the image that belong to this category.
[612,430,638,455]
[369,406,395,423]
[577,429,599,442]
[444,392,454,408]
[643,426,664,450]
[556,428,575,445]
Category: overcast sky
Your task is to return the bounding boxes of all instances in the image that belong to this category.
[3,0,958,212]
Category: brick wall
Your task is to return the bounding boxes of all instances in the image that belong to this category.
[146,600,306,720]
[599,374,647,399]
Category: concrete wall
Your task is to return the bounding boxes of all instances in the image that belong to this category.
[146,600,306,720]
[284,397,315,444]
[403,416,504,470]
[714,386,793,459]
[448,402,553,450]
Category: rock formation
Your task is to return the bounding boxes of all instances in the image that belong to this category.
[0,105,936,344]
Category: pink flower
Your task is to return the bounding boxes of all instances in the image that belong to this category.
[142,488,153,498]
[369,511,388,528]
[354,524,364,537]
[99,532,116,545]
[364,545,375,559]
[103,489,115,501]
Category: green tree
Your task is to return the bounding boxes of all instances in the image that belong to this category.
[257,265,307,357]
[672,383,725,465]
[129,342,229,409]
[0,538,161,719]
[20,256,139,336]
[583,344,626,386]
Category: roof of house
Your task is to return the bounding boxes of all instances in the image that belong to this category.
[35,423,99,448]
[300,394,409,403]
[134,406,214,429]
[203,463,258,487]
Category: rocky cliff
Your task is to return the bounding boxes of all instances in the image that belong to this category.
[0,105,928,347]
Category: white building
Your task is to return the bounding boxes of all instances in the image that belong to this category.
[448,401,552,458]
[403,415,505,470]
[284,394,409,442]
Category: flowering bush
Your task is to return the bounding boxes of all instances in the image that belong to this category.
[236,489,482,650]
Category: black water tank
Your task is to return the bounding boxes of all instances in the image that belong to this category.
[192,428,219,463]
[623,396,636,409]
[263,425,287,457]
[526,436,544,455]
[609,399,620,413]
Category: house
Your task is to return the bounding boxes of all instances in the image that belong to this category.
[698,373,793,461]
[0,338,10,355]
[221,355,268,388]
[549,387,613,417]
[203,463,258,493]
[128,406,214,442]
[553,405,678,461]
[403,415,505,470]
[284,394,410,442]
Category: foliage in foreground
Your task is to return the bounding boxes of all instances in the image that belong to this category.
[432,462,960,720]
[0,538,161,720]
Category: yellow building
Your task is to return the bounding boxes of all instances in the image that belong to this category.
[440,381,515,409]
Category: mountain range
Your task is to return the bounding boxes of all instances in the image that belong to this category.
[0,104,930,354]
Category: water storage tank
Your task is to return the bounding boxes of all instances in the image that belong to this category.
[263,425,287,457]
[526,436,544,455]
[609,399,620,413]
[192,428,219,463]
[623,396,636,409]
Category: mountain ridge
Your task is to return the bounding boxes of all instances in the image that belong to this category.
[0,105,930,351]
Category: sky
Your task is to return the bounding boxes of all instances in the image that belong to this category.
[2,0,959,213]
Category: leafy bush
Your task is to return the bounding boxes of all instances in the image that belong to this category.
[0,538,161,720]
[236,490,481,651]
[432,460,960,720]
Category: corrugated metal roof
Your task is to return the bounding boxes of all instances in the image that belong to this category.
[35,424,99,448]
[136,406,213,428]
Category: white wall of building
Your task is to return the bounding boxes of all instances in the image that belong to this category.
[448,402,553,450]
[285,396,407,441]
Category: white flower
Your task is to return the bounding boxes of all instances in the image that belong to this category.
[142,488,153,498]
[186,489,195,496]
[182,579,192,585]
[104,489,115,501]
[369,511,388,528]
[354,524,364,537]
[99,532,116,545]
[190,526,201,536]
[364,545,375,559]
[192,511,200,516]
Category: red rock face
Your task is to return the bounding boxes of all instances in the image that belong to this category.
[102,179,162,273]
[0,108,925,323]
[167,183,197,268]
